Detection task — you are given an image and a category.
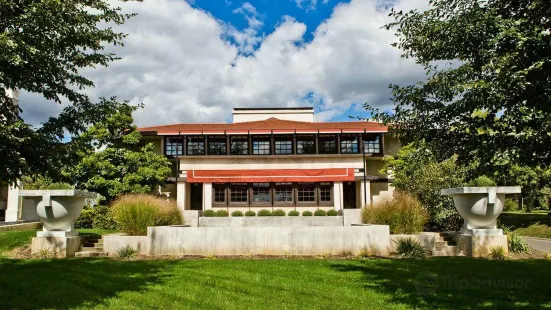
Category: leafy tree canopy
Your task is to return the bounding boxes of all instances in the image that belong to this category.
[369,0,551,173]
[0,0,136,185]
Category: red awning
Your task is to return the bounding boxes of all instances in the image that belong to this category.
[187,168,355,183]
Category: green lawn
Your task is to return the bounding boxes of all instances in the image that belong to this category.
[0,257,550,309]
[500,211,551,238]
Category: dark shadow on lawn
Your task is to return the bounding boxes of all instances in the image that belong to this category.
[0,258,176,310]
[331,258,551,309]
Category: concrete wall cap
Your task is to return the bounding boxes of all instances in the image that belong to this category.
[440,186,521,195]
[19,190,97,198]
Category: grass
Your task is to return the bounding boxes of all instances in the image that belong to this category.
[0,257,550,309]
[500,210,551,238]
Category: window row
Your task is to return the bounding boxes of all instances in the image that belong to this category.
[212,182,334,207]
[165,134,382,156]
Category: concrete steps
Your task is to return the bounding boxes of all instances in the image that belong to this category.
[75,236,107,257]
[431,233,464,257]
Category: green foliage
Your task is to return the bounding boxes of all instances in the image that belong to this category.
[231,211,244,217]
[288,210,300,216]
[489,247,506,260]
[272,209,286,216]
[74,206,94,229]
[313,210,327,216]
[244,210,256,217]
[22,176,73,190]
[0,0,136,186]
[203,210,216,217]
[362,192,429,234]
[507,230,531,254]
[467,176,496,187]
[394,238,426,259]
[118,245,138,259]
[257,209,272,217]
[110,194,182,236]
[327,209,338,216]
[66,99,171,203]
[383,142,466,231]
[497,164,551,210]
[215,210,229,217]
[369,0,551,174]
[302,211,313,216]
[75,205,117,230]
[515,224,551,239]
[504,199,519,212]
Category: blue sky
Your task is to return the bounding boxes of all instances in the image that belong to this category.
[20,0,422,126]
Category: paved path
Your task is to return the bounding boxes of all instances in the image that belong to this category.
[525,237,551,253]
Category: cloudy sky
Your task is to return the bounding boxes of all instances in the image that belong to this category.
[20,0,427,127]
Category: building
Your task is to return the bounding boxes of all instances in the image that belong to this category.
[137,107,399,214]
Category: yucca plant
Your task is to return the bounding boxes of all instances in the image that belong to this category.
[395,238,426,259]
[489,246,506,260]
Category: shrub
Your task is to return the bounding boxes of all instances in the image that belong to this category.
[507,230,531,254]
[288,210,300,216]
[467,175,497,187]
[215,210,229,217]
[118,245,138,259]
[504,199,519,211]
[110,194,183,236]
[489,246,506,260]
[91,205,118,230]
[74,206,94,229]
[203,210,216,217]
[327,209,338,216]
[272,209,286,216]
[258,209,272,216]
[362,192,429,234]
[314,209,327,216]
[245,210,256,217]
[302,211,313,216]
[231,210,244,217]
[395,238,426,259]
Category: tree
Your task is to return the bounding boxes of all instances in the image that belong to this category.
[0,0,136,185]
[65,98,171,203]
[369,0,551,175]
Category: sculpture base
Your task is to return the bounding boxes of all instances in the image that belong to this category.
[37,230,79,238]
[454,230,508,257]
[31,236,82,258]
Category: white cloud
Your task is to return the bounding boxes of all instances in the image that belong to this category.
[20,0,427,126]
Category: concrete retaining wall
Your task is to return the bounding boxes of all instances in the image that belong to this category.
[199,216,343,227]
[0,221,41,232]
[103,234,149,257]
[183,210,199,227]
[145,225,390,256]
[342,209,362,226]
[389,233,437,254]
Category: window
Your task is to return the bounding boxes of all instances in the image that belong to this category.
[187,136,205,155]
[252,183,271,204]
[230,136,249,155]
[297,183,316,203]
[230,183,248,204]
[318,134,337,154]
[319,182,333,203]
[340,134,359,154]
[165,137,183,156]
[274,136,293,155]
[252,136,271,155]
[208,136,227,155]
[296,135,316,154]
[213,184,226,205]
[363,134,382,154]
[274,183,293,203]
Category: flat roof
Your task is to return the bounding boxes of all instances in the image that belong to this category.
[233,107,313,111]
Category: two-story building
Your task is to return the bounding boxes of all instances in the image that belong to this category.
[138,107,398,214]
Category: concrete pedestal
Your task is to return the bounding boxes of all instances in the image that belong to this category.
[31,236,82,258]
[455,230,508,258]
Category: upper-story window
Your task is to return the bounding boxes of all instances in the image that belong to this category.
[187,136,205,155]
[252,136,271,155]
[296,135,316,154]
[318,134,338,154]
[230,136,249,155]
[208,136,227,155]
[340,134,359,154]
[363,134,382,154]
[165,137,183,156]
[274,136,293,155]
